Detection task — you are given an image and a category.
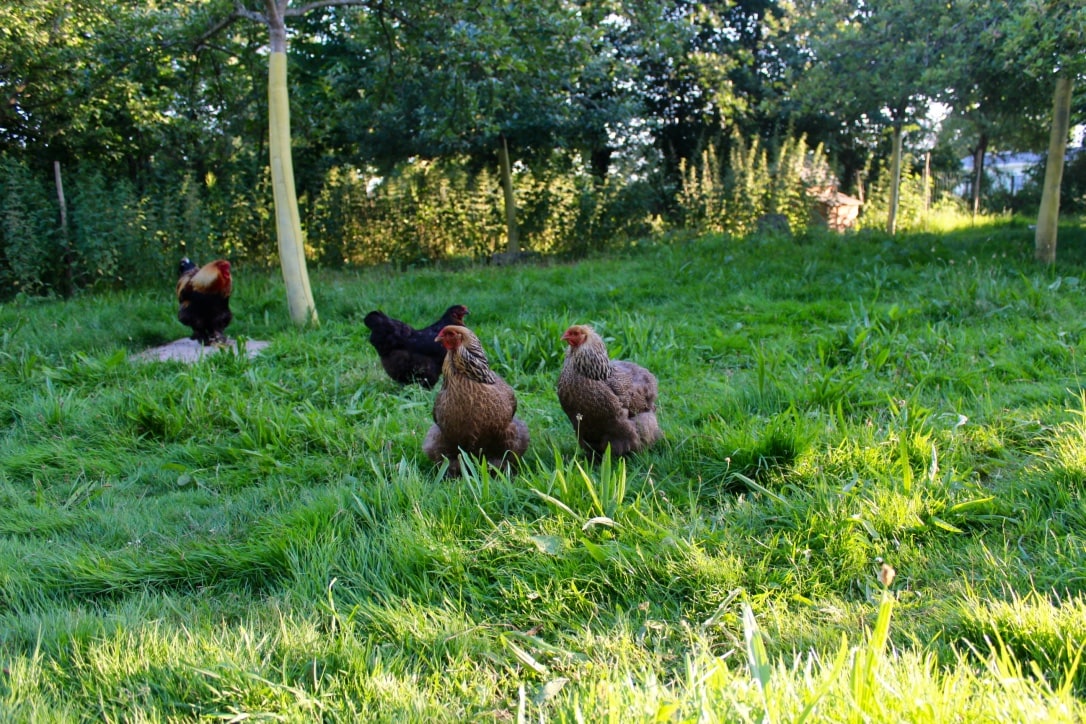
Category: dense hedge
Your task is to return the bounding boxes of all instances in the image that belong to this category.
[5,140,1071,300]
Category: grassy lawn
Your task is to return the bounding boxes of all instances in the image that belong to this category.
[2,217,1086,721]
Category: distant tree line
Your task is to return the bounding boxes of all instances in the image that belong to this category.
[1,0,1082,297]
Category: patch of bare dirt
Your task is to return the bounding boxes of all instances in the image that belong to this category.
[129,338,270,364]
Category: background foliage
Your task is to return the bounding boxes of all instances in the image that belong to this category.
[0,0,1083,299]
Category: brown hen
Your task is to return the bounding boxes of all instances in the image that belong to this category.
[422,325,530,476]
[557,324,661,457]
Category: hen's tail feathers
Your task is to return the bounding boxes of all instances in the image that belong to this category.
[422,423,449,463]
[505,417,531,458]
[363,310,391,330]
[615,360,658,414]
[364,311,414,346]
[632,411,662,449]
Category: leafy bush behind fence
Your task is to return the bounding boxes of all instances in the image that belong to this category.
[677,133,834,236]
[1,135,1008,301]
[0,152,665,298]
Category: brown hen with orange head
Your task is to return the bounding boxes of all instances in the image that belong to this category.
[557,324,661,457]
[422,325,529,476]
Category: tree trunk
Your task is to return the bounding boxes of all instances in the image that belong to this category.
[922,151,931,212]
[266,3,318,327]
[971,133,988,218]
[590,147,612,187]
[1035,74,1073,264]
[53,160,73,297]
[498,133,520,254]
[887,123,904,235]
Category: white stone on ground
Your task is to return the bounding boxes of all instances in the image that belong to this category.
[129,338,270,364]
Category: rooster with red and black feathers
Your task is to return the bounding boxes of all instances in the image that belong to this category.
[364,304,469,387]
[176,258,233,346]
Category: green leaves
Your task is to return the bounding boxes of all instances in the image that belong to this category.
[349,0,596,158]
[1000,0,1086,81]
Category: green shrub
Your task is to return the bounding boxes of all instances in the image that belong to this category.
[0,155,61,296]
[859,152,933,233]
[676,133,832,237]
[69,168,148,289]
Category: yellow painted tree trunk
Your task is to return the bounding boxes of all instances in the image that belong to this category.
[1035,74,1074,264]
[268,51,318,327]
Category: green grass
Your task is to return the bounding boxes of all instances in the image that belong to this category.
[2,216,1086,720]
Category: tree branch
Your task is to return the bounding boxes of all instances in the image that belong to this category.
[281,0,418,39]
[284,0,370,18]
[194,8,248,50]
[234,2,267,24]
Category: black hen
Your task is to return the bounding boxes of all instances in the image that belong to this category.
[363,304,469,387]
